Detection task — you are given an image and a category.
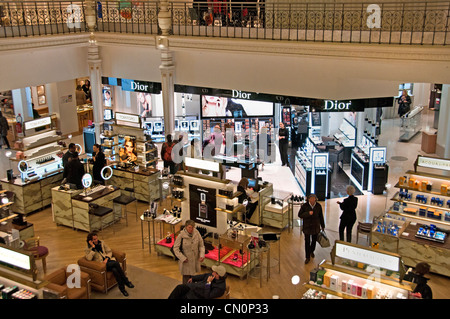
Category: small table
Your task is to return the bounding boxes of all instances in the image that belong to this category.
[140,214,157,254]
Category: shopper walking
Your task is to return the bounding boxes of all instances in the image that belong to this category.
[91,143,106,184]
[161,134,176,174]
[0,111,10,149]
[337,185,358,243]
[298,194,325,264]
[412,262,433,299]
[168,265,227,299]
[85,231,134,297]
[278,122,289,166]
[398,89,411,117]
[172,220,205,284]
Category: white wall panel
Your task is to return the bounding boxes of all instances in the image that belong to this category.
[0,45,88,91]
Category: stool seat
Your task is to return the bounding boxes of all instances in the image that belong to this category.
[90,206,113,217]
[113,194,136,206]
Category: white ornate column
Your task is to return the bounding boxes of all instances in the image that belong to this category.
[87,33,103,143]
[157,0,175,136]
[159,43,175,136]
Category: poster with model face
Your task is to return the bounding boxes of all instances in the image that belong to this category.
[189,184,216,227]
[137,92,152,118]
[201,95,274,118]
[119,135,137,163]
[103,87,112,107]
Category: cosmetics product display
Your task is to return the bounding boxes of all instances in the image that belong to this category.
[415,224,447,243]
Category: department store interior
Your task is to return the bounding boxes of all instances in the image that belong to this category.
[0,19,450,302]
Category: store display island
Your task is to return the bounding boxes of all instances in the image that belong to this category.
[153,164,276,279]
[371,156,450,277]
[52,185,121,232]
[107,165,161,203]
[303,241,415,299]
[1,116,67,215]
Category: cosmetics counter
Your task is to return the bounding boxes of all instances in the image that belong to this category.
[333,118,356,163]
[294,137,330,200]
[102,114,159,169]
[0,116,68,215]
[371,156,450,277]
[153,160,277,279]
[350,135,388,194]
[303,241,415,299]
[52,184,121,232]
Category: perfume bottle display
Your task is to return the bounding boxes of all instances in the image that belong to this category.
[199,192,208,218]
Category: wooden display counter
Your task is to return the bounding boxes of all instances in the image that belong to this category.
[109,166,160,203]
[1,172,63,215]
[52,185,121,232]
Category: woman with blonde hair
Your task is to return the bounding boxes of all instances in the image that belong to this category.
[172,220,205,284]
[337,185,358,243]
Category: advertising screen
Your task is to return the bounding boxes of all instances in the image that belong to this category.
[201,95,273,118]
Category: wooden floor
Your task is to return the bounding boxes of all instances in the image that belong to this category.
[27,199,450,299]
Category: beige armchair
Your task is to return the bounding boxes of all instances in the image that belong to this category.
[44,267,91,299]
[77,249,126,293]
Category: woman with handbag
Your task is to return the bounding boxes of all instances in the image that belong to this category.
[173,220,205,284]
[337,185,358,243]
[298,194,325,264]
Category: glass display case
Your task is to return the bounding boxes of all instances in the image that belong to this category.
[302,241,415,299]
[400,105,423,142]
[294,137,318,194]
[262,189,293,230]
[334,118,356,148]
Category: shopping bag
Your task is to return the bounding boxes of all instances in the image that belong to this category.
[317,230,330,248]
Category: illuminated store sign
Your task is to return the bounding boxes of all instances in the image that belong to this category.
[101,77,161,94]
[0,245,31,270]
[416,156,450,171]
[24,116,51,130]
[116,112,140,124]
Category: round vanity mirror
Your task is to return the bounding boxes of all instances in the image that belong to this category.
[101,166,113,181]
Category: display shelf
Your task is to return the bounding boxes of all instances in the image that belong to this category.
[167,195,187,202]
[391,191,450,213]
[394,182,450,197]
[216,191,242,199]
[214,204,245,214]
[262,190,293,230]
[304,260,413,299]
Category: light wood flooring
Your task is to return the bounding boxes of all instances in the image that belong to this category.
[26,198,450,299]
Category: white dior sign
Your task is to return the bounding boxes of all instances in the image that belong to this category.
[324,100,352,111]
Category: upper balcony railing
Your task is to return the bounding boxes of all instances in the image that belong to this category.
[0,0,449,45]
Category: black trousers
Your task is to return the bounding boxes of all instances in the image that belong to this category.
[1,135,10,148]
[279,141,288,166]
[245,201,258,221]
[106,260,128,290]
[339,219,356,243]
[304,233,318,258]
[168,284,190,299]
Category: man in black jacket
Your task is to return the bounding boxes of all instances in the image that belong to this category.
[64,152,85,189]
[298,194,325,264]
[62,143,76,168]
[168,265,227,299]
